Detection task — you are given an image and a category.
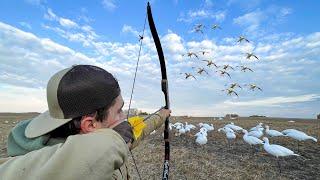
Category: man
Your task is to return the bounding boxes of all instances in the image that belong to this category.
[0,65,171,179]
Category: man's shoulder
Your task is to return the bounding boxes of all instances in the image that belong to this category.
[62,128,129,156]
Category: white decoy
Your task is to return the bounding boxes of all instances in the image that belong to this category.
[248,128,264,138]
[195,131,208,145]
[199,127,208,136]
[178,126,186,135]
[226,130,236,140]
[250,123,263,131]
[265,125,284,137]
[282,129,306,135]
[282,129,317,142]
[184,122,196,132]
[201,123,214,131]
[262,137,299,173]
[169,123,174,130]
[242,130,264,152]
[263,137,299,157]
[195,131,204,137]
[218,126,234,133]
[184,125,191,133]
[224,128,236,147]
[282,129,317,151]
[225,122,243,131]
[285,131,317,142]
[173,122,183,127]
[174,124,185,136]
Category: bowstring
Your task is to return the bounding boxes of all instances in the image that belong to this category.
[126,9,148,180]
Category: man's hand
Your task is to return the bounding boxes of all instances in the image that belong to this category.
[113,121,134,144]
[159,109,171,120]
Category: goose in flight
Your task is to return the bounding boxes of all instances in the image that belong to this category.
[222,88,239,97]
[182,52,199,59]
[202,60,218,68]
[198,50,209,55]
[216,70,231,78]
[245,84,262,91]
[212,24,222,30]
[237,65,253,72]
[196,67,209,75]
[229,83,242,89]
[180,73,196,80]
[193,23,205,34]
[222,64,235,71]
[237,36,250,43]
[245,52,259,60]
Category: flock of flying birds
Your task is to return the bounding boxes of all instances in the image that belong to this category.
[180,23,262,97]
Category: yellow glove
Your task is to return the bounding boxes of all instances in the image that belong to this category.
[128,116,146,140]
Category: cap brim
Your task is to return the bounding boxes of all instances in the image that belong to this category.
[25,110,72,138]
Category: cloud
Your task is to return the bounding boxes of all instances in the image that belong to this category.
[224,94,320,107]
[44,8,57,21]
[19,22,32,29]
[0,21,96,90]
[227,0,262,9]
[178,10,226,23]
[59,18,78,28]
[24,0,43,6]
[204,0,213,7]
[233,10,265,33]
[233,6,292,36]
[102,0,117,11]
[122,25,139,36]
[42,10,98,47]
[162,31,185,61]
[0,85,47,112]
[44,8,79,28]
[1,20,319,118]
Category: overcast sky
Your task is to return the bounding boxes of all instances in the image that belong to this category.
[0,0,319,118]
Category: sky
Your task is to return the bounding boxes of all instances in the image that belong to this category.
[0,0,319,118]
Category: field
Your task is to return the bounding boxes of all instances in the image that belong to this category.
[0,113,319,180]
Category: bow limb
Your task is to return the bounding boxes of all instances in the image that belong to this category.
[147,2,170,180]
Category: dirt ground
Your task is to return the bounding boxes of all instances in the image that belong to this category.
[0,113,319,180]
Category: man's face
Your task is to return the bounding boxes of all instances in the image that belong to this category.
[99,94,126,129]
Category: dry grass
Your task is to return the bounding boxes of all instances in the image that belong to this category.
[128,117,320,180]
[0,114,319,179]
[0,112,39,157]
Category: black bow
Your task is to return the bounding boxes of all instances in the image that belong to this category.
[147,2,171,179]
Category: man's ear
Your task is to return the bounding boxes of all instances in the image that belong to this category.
[80,115,100,134]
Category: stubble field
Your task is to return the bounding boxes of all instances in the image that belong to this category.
[0,113,319,180]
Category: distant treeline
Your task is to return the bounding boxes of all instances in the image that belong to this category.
[0,112,40,116]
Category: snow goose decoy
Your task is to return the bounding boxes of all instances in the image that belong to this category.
[262,137,299,173]
[265,125,284,137]
[195,131,208,145]
[201,123,214,131]
[225,122,243,132]
[242,130,264,152]
[221,127,236,147]
[248,128,264,138]
[282,129,317,151]
[249,123,263,131]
